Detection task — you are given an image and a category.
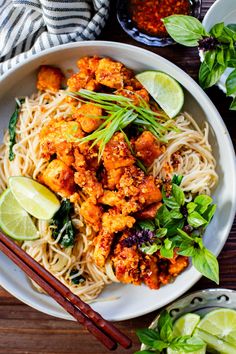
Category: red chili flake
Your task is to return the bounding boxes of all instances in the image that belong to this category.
[130,0,190,37]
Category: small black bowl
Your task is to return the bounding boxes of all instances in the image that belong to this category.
[116,0,202,47]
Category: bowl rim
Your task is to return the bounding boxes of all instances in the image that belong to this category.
[0,41,236,322]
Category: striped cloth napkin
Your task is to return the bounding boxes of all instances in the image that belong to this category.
[0,0,110,76]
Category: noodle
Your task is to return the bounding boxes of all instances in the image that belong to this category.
[0,89,218,301]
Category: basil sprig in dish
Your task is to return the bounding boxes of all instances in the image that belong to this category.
[163,15,236,110]
[124,176,218,284]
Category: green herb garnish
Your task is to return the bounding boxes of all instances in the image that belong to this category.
[130,178,218,284]
[8,98,25,161]
[136,310,205,353]
[70,268,85,285]
[51,199,75,248]
[69,89,176,158]
[163,15,236,110]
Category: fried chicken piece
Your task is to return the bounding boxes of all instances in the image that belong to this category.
[135,202,162,220]
[102,210,135,234]
[73,147,86,169]
[95,58,132,89]
[73,103,102,133]
[112,233,141,285]
[40,120,84,159]
[39,159,75,197]
[77,142,99,171]
[140,254,159,289]
[103,132,135,171]
[74,167,103,200]
[77,56,100,75]
[118,166,144,198]
[139,176,162,205]
[134,131,162,167]
[105,168,124,190]
[80,198,103,232]
[93,230,114,267]
[37,65,63,92]
[67,71,100,92]
[98,190,140,215]
[169,256,189,277]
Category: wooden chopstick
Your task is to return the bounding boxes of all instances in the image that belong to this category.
[0,231,132,350]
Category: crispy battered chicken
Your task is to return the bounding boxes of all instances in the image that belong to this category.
[80,198,103,232]
[103,132,135,171]
[93,230,114,268]
[102,210,135,234]
[73,103,102,133]
[134,131,162,167]
[37,65,63,92]
[95,58,132,89]
[74,167,103,200]
[39,159,75,197]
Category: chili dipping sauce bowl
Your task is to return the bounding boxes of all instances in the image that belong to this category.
[117,0,202,47]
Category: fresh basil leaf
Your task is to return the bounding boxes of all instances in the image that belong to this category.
[134,351,154,354]
[160,245,174,259]
[138,220,155,231]
[177,228,193,241]
[156,205,171,226]
[230,97,236,110]
[172,184,185,206]
[194,194,213,214]
[216,47,225,66]
[172,174,183,186]
[210,22,224,37]
[152,340,169,351]
[51,199,75,247]
[187,211,208,228]
[202,204,217,223]
[204,50,217,71]
[199,61,226,89]
[192,247,219,283]
[227,24,236,32]
[169,209,183,220]
[155,228,168,238]
[136,328,160,347]
[163,196,180,209]
[166,219,185,237]
[140,242,161,255]
[228,59,236,68]
[226,69,236,96]
[8,98,25,161]
[217,26,236,43]
[163,15,207,47]
[193,236,204,249]
[170,335,205,352]
[187,202,197,214]
[178,245,196,257]
[158,310,173,343]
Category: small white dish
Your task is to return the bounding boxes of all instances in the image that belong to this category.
[0,41,235,322]
[202,0,236,93]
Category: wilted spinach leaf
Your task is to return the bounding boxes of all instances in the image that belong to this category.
[51,199,75,247]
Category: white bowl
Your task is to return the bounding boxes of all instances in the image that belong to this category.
[0,41,235,321]
[202,0,236,93]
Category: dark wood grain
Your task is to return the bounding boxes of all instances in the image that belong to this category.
[0,1,235,353]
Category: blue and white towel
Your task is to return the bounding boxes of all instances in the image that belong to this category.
[0,0,110,76]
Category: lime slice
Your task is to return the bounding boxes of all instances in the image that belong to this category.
[9,176,60,220]
[0,188,38,240]
[194,328,236,354]
[167,314,206,354]
[135,71,184,118]
[197,308,236,347]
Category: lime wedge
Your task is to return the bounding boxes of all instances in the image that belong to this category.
[0,189,38,240]
[9,176,60,220]
[167,313,206,354]
[135,71,184,118]
[194,328,236,354]
[197,308,236,347]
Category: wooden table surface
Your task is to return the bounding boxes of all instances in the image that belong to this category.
[0,1,235,353]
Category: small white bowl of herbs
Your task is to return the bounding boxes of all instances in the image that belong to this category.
[136,288,236,354]
[163,8,236,110]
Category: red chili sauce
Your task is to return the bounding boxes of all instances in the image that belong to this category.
[130,0,190,37]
